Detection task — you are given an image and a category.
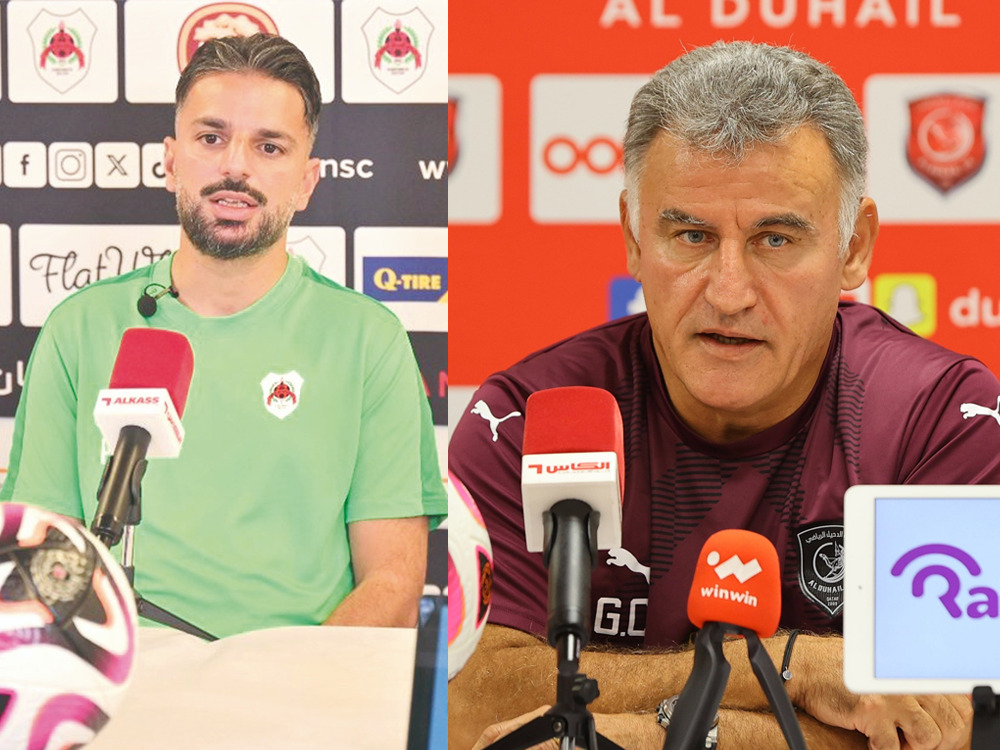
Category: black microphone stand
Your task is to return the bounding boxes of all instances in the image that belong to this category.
[971,686,1000,750]
[487,499,625,750]
[93,427,216,641]
[662,622,806,750]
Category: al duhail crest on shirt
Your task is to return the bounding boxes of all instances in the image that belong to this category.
[796,523,845,617]
[362,8,433,94]
[906,93,986,194]
[261,371,303,419]
[28,9,96,93]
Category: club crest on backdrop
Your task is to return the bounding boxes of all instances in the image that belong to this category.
[260,371,303,420]
[362,8,433,94]
[906,93,986,193]
[29,9,97,94]
[176,3,279,72]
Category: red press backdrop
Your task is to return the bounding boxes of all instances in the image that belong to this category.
[449,1,1000,392]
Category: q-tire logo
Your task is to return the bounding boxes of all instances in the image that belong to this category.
[363,257,447,302]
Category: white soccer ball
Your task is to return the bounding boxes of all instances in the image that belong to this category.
[0,503,138,749]
[447,472,493,680]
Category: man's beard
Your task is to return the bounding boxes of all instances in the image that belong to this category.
[176,178,294,260]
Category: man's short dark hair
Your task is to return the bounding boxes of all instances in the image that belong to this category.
[175,33,321,142]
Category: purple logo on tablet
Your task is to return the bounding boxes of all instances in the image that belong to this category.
[891,544,999,619]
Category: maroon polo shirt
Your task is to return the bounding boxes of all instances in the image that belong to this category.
[450,303,1000,648]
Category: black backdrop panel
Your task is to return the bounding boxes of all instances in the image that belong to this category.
[0,0,448,581]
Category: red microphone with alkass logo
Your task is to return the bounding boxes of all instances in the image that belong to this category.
[520,386,624,555]
[491,386,627,750]
[108,329,193,410]
[93,328,193,460]
[91,328,194,548]
[520,386,624,647]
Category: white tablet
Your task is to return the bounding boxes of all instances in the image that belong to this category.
[844,485,1000,694]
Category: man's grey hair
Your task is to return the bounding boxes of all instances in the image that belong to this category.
[623,41,867,255]
[176,33,321,144]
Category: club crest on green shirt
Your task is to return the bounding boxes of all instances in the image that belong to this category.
[260,371,303,420]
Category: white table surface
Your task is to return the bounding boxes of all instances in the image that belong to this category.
[88,625,418,750]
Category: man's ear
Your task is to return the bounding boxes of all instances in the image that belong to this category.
[620,190,642,282]
[295,157,322,211]
[841,197,878,291]
[163,136,177,194]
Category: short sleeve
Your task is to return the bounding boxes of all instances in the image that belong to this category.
[1,321,85,519]
[449,378,550,638]
[418,389,447,529]
[898,358,1000,484]
[345,318,441,525]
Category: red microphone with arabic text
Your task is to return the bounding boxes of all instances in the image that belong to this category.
[483,393,627,750]
[520,386,623,552]
[519,386,624,648]
[91,328,194,548]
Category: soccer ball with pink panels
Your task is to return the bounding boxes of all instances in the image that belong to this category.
[447,473,494,680]
[0,503,138,749]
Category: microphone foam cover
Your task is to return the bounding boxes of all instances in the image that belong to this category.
[687,529,781,639]
[109,328,195,417]
[522,386,625,496]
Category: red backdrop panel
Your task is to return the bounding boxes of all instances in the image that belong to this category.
[450,1,1000,386]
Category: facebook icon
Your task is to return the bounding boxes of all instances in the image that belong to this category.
[3,142,47,188]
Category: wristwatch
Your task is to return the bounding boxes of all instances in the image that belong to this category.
[656,694,719,749]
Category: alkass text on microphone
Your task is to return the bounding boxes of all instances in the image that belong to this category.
[520,386,624,553]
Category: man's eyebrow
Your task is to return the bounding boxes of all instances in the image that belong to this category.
[658,208,710,227]
[657,209,816,233]
[258,128,294,142]
[191,119,295,143]
[193,117,228,130]
[754,213,815,232]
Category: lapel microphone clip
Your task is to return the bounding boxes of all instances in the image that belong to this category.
[137,283,179,318]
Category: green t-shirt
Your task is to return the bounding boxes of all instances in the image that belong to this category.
[1,254,446,638]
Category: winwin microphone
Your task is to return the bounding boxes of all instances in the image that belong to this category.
[91,328,194,549]
[521,386,624,648]
[687,529,781,638]
[663,530,806,750]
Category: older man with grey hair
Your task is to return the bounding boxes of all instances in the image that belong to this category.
[449,41,1000,749]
